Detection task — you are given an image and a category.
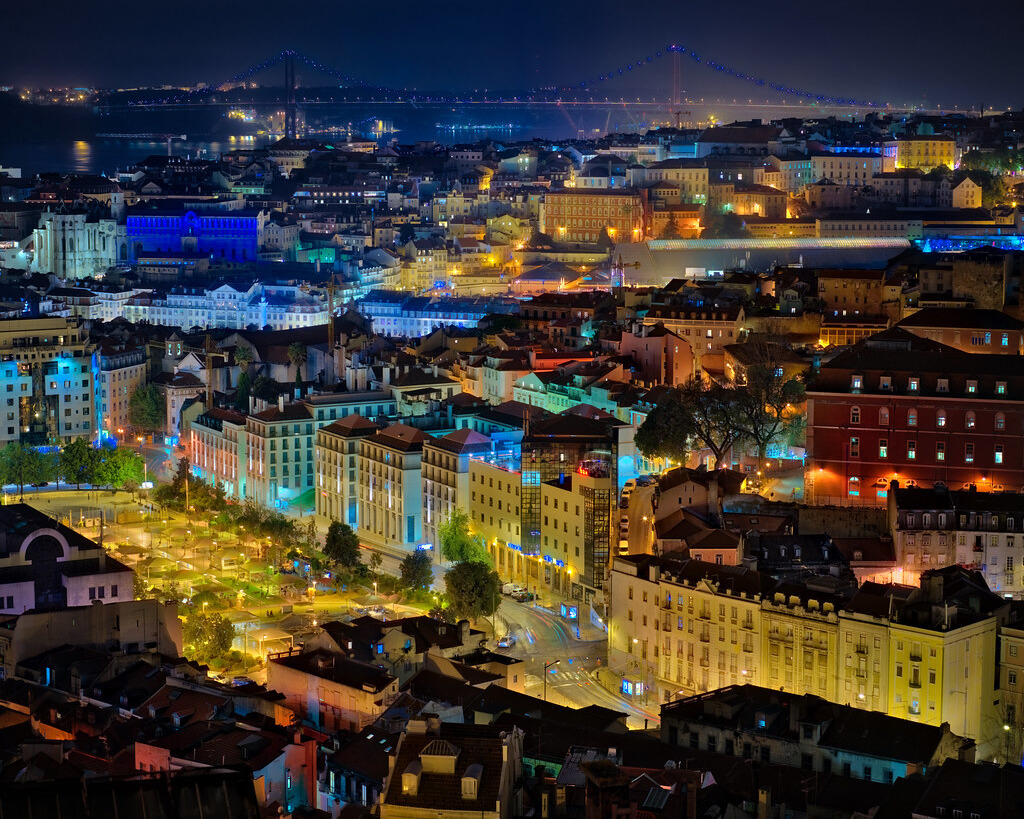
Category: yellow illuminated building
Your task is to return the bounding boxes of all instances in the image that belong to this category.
[611,556,1007,758]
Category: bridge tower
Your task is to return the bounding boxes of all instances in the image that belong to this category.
[284,50,298,139]
[671,50,682,109]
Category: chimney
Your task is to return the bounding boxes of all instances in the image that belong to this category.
[278,394,285,413]
[382,366,391,386]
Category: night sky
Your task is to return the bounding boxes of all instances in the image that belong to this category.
[4,0,1023,109]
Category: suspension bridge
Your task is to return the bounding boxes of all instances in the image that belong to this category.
[93,46,966,137]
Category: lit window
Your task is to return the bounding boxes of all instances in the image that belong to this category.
[908,409,918,427]
[879,440,888,458]
[996,413,1006,431]
[848,476,860,497]
[879,408,890,426]
[909,378,920,392]
[996,445,1004,465]
[965,443,975,464]
[966,380,977,394]
[851,375,863,390]
[850,437,860,458]
[997,382,1007,395]
[966,412,976,429]
[908,441,917,460]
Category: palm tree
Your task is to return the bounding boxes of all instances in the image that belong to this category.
[288,342,307,384]
[234,344,253,375]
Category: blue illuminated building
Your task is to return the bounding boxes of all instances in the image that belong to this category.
[126,205,267,263]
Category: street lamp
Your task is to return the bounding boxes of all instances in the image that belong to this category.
[543,659,560,703]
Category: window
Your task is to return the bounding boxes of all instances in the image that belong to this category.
[967,380,977,394]
[1007,556,1014,572]
[1003,334,1010,347]
[996,412,1006,431]
[850,437,860,458]
[996,445,1004,465]
[879,376,891,391]
[937,441,945,461]
[937,378,948,393]
[851,375,863,391]
[879,439,888,458]
[909,377,920,392]
[936,409,946,427]
[1011,671,1018,686]
[848,476,861,497]
[908,409,918,427]
[965,443,974,464]
[966,412,976,429]
[997,381,1007,395]
[908,441,917,460]
[850,406,861,424]
[879,407,890,426]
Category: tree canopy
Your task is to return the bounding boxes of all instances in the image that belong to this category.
[323,520,361,568]
[400,549,433,591]
[0,442,53,495]
[439,509,490,564]
[444,560,501,621]
[94,445,145,491]
[636,379,747,470]
[59,438,97,488]
[182,610,235,659]
[700,212,750,239]
[129,384,165,434]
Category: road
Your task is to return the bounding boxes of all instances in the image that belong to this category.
[623,484,657,555]
[495,598,660,729]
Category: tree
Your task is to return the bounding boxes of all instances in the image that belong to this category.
[233,344,254,374]
[235,370,251,412]
[288,342,307,384]
[439,508,490,564]
[369,552,383,578]
[445,561,501,621]
[398,223,416,244]
[730,342,806,480]
[700,212,750,239]
[658,211,683,240]
[59,438,97,488]
[323,520,361,567]
[252,375,279,403]
[0,442,51,497]
[635,379,747,470]
[400,550,433,591]
[182,610,235,659]
[94,446,145,491]
[129,384,165,435]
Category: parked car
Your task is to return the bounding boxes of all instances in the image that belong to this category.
[230,676,253,687]
[636,475,655,487]
[502,582,525,596]
[497,634,516,648]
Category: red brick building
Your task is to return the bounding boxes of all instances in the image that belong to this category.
[806,328,1024,506]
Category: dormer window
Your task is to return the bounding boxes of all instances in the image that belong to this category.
[851,375,863,392]
[909,377,920,392]
[966,380,977,394]
[879,376,891,391]
[937,378,949,393]
[997,381,1007,395]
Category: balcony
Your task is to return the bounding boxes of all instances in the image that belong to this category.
[699,657,710,668]
[699,632,711,643]
[855,644,869,655]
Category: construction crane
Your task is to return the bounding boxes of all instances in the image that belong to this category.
[612,253,642,289]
